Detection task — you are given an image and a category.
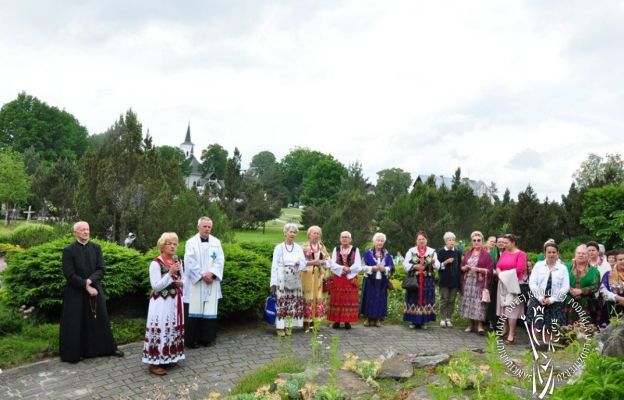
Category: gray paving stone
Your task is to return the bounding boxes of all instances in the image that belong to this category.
[0,323,504,398]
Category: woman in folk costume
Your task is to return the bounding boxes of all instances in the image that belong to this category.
[183,217,225,348]
[459,231,494,335]
[360,232,394,327]
[301,225,330,333]
[143,232,185,376]
[270,223,307,336]
[328,231,362,329]
[599,250,624,324]
[402,231,440,329]
[566,244,600,327]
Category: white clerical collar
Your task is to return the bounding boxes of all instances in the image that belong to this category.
[77,239,90,245]
[444,246,454,251]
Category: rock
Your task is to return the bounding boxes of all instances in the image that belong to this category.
[277,365,323,382]
[411,354,451,369]
[406,385,433,400]
[313,368,377,399]
[597,322,624,357]
[378,354,413,379]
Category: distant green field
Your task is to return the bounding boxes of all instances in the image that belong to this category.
[233,208,305,243]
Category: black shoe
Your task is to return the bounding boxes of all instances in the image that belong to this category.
[344,323,352,330]
[113,349,124,357]
[186,342,199,349]
[332,322,340,329]
[199,341,214,347]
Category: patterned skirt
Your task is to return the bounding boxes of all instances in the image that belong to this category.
[403,274,436,324]
[142,296,185,365]
[301,267,326,322]
[276,288,305,329]
[327,274,359,323]
[459,273,487,321]
[360,276,389,319]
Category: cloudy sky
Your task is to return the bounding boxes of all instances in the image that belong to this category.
[1,1,623,200]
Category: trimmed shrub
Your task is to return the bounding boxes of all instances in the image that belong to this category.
[0,223,58,248]
[2,238,146,318]
[238,241,275,261]
[0,243,23,258]
[219,243,271,318]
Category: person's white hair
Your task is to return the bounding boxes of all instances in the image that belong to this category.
[197,216,213,226]
[73,221,88,231]
[372,232,386,242]
[443,232,456,241]
[470,231,484,240]
[598,244,606,256]
[340,231,352,238]
[283,223,299,234]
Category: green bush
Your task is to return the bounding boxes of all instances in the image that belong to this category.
[238,241,275,261]
[0,223,58,248]
[0,300,24,335]
[0,243,23,258]
[551,352,624,400]
[220,243,272,317]
[2,238,146,317]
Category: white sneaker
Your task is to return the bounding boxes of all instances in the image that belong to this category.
[446,319,453,327]
[409,323,416,329]
[440,320,447,327]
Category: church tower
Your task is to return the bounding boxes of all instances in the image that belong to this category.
[180,123,194,158]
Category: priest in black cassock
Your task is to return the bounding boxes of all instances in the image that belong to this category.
[59,221,124,363]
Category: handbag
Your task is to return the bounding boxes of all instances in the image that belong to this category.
[280,244,301,291]
[481,288,491,303]
[263,294,277,325]
[283,265,301,290]
[402,270,419,291]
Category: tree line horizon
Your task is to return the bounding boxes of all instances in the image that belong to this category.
[1,92,623,253]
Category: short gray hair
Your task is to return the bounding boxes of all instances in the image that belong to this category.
[197,216,213,226]
[283,223,299,234]
[340,231,352,239]
[443,232,456,241]
[372,232,386,242]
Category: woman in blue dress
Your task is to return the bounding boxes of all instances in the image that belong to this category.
[360,232,394,327]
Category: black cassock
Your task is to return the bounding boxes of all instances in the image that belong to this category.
[59,240,117,362]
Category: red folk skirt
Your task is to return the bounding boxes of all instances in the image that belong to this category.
[327,274,359,323]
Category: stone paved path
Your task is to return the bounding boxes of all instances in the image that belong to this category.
[0,322,516,399]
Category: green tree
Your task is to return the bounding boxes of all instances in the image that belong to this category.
[560,183,588,239]
[32,158,79,220]
[221,147,243,225]
[510,185,542,251]
[380,177,451,252]
[300,157,347,207]
[375,168,412,206]
[156,145,191,177]
[249,150,287,206]
[581,185,624,249]
[0,92,89,162]
[280,147,326,204]
[74,109,185,250]
[0,149,31,224]
[573,153,624,189]
[200,144,228,179]
[322,163,375,249]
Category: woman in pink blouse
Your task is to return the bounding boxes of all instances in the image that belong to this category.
[496,234,527,344]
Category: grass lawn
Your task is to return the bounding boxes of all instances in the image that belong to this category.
[233,208,305,243]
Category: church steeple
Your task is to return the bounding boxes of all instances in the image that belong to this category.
[180,122,194,159]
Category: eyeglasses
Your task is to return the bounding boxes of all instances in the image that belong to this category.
[472,238,482,242]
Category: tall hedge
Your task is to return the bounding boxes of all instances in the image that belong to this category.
[2,238,145,317]
[0,223,57,248]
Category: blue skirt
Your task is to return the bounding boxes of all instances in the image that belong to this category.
[360,275,389,319]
